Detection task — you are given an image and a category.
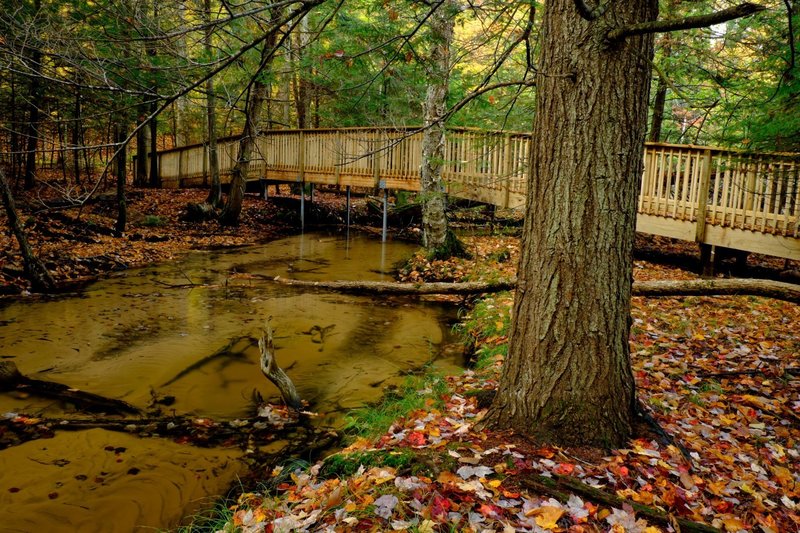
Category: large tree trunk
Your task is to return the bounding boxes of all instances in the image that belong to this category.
[420,0,464,259]
[0,168,55,292]
[487,0,658,447]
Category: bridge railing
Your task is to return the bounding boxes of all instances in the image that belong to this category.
[640,143,800,239]
[139,127,800,258]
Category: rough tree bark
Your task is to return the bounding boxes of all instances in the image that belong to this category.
[0,169,55,292]
[486,0,659,447]
[420,0,466,259]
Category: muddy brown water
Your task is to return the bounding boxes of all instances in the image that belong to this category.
[0,232,464,532]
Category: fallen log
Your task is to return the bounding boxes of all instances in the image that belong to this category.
[270,276,800,304]
[271,276,516,295]
[0,361,140,415]
[0,410,314,451]
[520,473,721,533]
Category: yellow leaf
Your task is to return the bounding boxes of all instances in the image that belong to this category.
[495,321,504,330]
[344,502,357,512]
[418,519,436,533]
[721,515,748,532]
[487,479,502,488]
[530,506,564,529]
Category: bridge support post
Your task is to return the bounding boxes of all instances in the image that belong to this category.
[346,186,351,230]
[310,183,315,204]
[300,184,305,230]
[382,188,388,242]
[260,178,268,200]
[699,243,715,278]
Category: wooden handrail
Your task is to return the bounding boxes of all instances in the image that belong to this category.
[139,126,800,260]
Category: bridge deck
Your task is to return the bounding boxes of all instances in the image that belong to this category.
[141,127,800,260]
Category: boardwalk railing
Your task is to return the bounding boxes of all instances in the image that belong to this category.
[140,127,800,260]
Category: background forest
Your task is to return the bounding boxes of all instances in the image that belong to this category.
[0,0,797,193]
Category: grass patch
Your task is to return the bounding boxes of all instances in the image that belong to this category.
[171,497,236,533]
[343,372,449,440]
[141,214,167,227]
[454,292,512,368]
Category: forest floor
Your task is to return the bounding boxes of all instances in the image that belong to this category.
[217,239,799,532]
[2,184,799,532]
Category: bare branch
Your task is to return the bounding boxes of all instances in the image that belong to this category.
[607,3,766,42]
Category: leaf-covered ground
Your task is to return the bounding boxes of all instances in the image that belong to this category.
[0,185,372,295]
[221,236,799,533]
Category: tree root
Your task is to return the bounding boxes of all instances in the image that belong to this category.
[520,473,721,533]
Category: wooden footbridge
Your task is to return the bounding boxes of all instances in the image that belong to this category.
[143,126,800,260]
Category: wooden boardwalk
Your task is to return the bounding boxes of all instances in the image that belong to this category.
[144,127,800,260]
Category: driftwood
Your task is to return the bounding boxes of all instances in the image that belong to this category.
[259,320,302,410]
[270,276,800,304]
[0,361,140,415]
[520,473,721,533]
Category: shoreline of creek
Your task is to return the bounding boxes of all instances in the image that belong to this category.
[0,231,468,532]
[3,184,799,532]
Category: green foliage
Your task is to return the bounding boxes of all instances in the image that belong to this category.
[141,215,166,227]
[454,293,511,368]
[427,230,470,261]
[343,373,449,439]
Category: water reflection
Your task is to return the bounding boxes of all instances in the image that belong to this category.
[0,231,464,531]
[0,231,463,423]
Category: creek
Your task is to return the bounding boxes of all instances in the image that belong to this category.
[0,232,464,532]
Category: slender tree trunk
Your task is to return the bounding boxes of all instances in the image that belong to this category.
[72,82,82,185]
[148,101,159,187]
[135,106,149,187]
[174,2,188,147]
[292,14,311,128]
[220,34,276,225]
[649,36,672,143]
[205,0,221,206]
[487,0,658,447]
[147,0,159,188]
[420,0,464,259]
[114,123,127,236]
[24,40,43,190]
[10,72,21,182]
[0,168,55,292]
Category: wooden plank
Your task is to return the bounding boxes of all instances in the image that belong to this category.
[695,149,713,242]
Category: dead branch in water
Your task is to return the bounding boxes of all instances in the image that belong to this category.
[259,319,302,410]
